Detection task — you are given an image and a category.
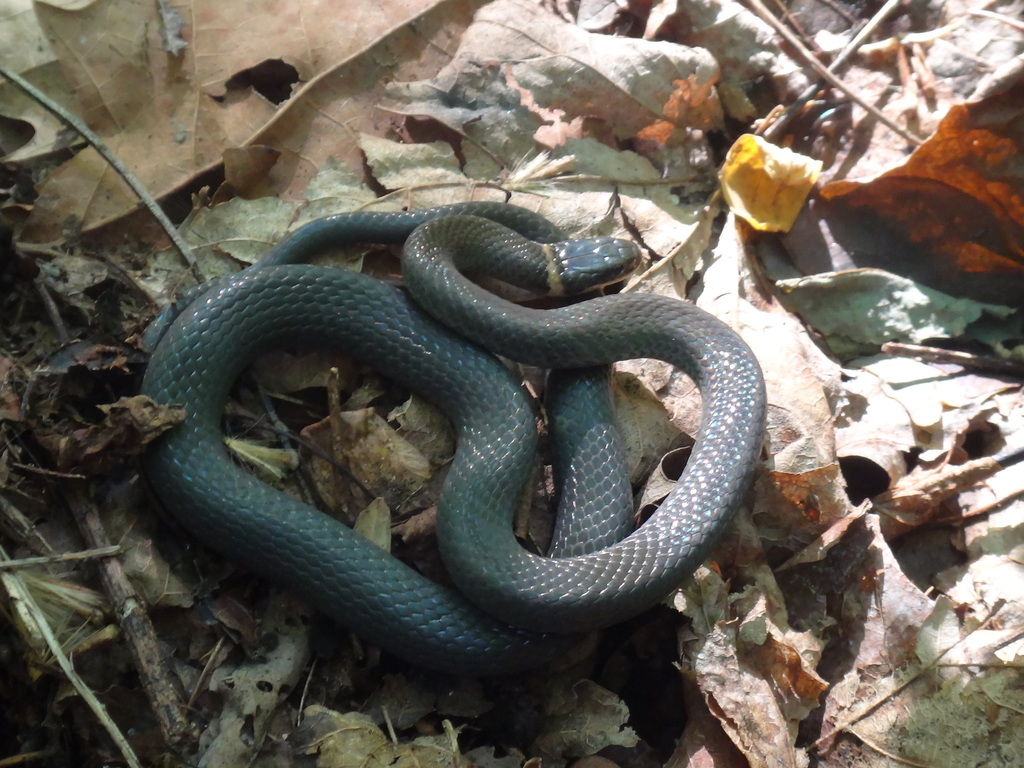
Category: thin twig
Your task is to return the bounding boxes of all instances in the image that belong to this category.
[0,546,122,570]
[624,193,720,288]
[827,0,904,75]
[745,0,924,145]
[32,274,70,345]
[881,341,1024,378]
[852,733,933,767]
[0,62,199,278]
[956,482,1024,522]
[0,541,144,768]
[813,600,1004,753]
[8,462,86,480]
[0,747,58,766]
[967,8,1024,33]
[187,635,229,709]
[65,487,197,748]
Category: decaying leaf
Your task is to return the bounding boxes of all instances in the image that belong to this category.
[353,498,393,552]
[15,0,461,239]
[609,371,682,483]
[533,680,638,759]
[360,673,492,731]
[790,81,1024,306]
[753,464,853,556]
[0,0,75,162]
[872,457,1001,538]
[777,268,1015,357]
[198,600,312,767]
[298,705,464,768]
[34,395,185,475]
[815,518,1024,767]
[383,0,723,159]
[0,357,23,421]
[301,407,435,516]
[225,437,300,481]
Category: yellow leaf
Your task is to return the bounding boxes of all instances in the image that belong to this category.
[719,134,821,232]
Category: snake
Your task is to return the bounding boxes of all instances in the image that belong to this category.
[140,202,766,675]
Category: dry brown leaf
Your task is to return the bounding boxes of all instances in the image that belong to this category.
[297,704,463,768]
[240,0,482,201]
[18,0,463,240]
[533,680,638,760]
[0,0,79,163]
[0,357,23,421]
[383,0,723,175]
[34,395,184,474]
[809,518,1024,766]
[673,512,829,762]
[643,0,810,121]
[200,600,311,766]
[695,623,803,768]
[792,81,1024,305]
[754,465,854,556]
[301,407,434,515]
[669,674,749,768]
[873,457,1001,538]
[610,371,682,482]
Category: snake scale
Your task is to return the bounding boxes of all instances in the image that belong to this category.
[140,202,765,674]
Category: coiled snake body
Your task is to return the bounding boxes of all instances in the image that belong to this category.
[141,203,765,674]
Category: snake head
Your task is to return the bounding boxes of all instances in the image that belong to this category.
[546,237,642,296]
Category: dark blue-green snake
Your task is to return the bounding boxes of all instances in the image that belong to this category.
[140,202,765,675]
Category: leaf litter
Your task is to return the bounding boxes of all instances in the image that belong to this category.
[1,0,1023,767]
